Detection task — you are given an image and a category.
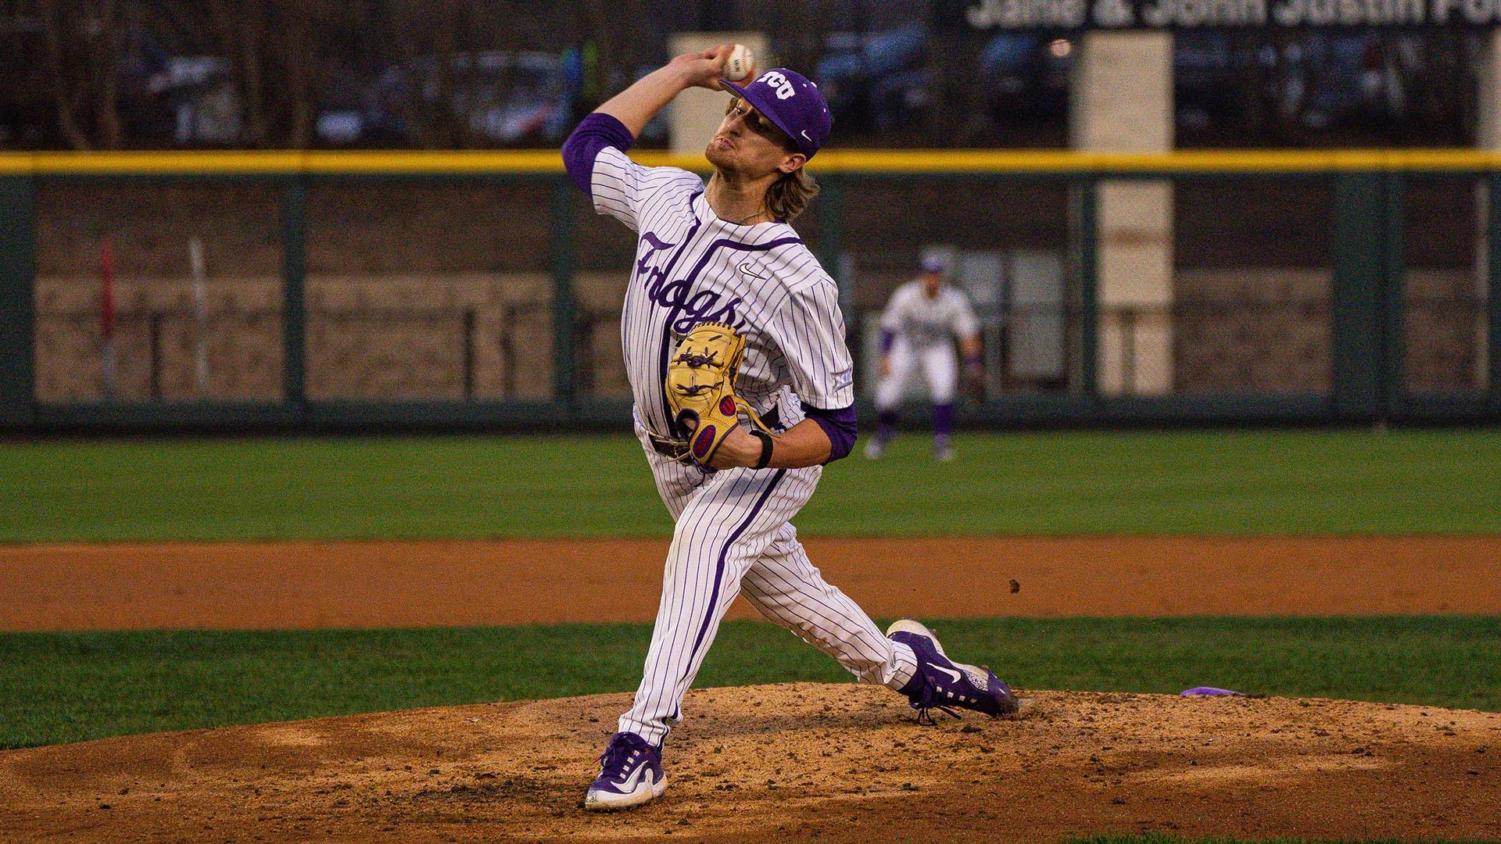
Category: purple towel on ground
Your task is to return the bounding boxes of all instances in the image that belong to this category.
[1180,686,1246,697]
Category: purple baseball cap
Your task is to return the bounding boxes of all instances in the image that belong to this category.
[921,256,947,273]
[721,68,832,158]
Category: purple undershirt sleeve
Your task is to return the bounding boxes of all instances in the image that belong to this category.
[801,402,858,463]
[561,113,635,197]
[880,329,895,355]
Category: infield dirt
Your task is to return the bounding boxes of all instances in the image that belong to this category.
[4,535,1500,841]
[3,535,1499,630]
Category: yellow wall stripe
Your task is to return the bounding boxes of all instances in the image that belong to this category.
[4,148,1501,176]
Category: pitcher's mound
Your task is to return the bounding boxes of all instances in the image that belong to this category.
[2,684,1498,842]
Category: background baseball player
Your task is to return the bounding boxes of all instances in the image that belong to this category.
[561,45,1018,811]
[864,256,984,462]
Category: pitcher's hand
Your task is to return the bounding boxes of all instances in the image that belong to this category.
[669,43,733,91]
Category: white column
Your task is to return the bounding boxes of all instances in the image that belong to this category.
[666,32,769,156]
[1071,32,1175,395]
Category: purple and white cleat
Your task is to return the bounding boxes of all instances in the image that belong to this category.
[887,618,1020,723]
[584,731,667,811]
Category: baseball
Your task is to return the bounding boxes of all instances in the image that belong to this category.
[724,44,754,82]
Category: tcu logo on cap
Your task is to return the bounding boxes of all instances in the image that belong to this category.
[756,71,796,100]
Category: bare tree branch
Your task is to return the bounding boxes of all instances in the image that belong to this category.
[92,0,121,148]
[39,0,90,149]
[208,0,265,146]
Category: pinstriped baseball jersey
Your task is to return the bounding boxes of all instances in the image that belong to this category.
[589,146,855,437]
[880,281,981,349]
[580,140,917,748]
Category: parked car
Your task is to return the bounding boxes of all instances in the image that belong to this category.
[163,56,242,144]
[1172,32,1243,132]
[815,23,931,134]
[978,32,1072,124]
[1286,33,1410,129]
[977,30,1415,138]
[318,50,576,146]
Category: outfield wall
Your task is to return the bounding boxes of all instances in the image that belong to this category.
[2,150,1498,431]
[28,267,1479,404]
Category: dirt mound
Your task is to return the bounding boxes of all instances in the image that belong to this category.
[3,684,1498,842]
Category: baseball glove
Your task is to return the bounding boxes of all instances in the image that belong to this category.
[663,321,772,467]
[963,360,986,404]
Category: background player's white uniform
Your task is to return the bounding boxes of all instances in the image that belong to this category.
[867,275,981,460]
[584,143,918,747]
[874,281,980,409]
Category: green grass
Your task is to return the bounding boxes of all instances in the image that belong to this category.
[1,429,1499,541]
[2,616,1497,749]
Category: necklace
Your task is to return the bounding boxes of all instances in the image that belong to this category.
[707,174,770,225]
[729,208,768,226]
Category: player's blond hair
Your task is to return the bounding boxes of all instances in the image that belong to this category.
[766,168,819,223]
[721,95,821,223]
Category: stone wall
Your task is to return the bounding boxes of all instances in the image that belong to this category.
[34,272,629,403]
[34,267,1481,402]
[1174,268,1332,394]
[36,275,284,402]
[1403,269,1487,393]
[1172,268,1483,394]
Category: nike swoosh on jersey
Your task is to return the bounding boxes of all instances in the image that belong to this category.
[739,260,769,281]
[927,662,962,683]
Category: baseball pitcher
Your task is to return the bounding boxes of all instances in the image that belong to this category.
[560,44,1019,811]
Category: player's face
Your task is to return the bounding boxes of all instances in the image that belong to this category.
[707,97,805,178]
[922,271,941,297]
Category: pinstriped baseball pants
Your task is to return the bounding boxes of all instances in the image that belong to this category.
[619,426,919,747]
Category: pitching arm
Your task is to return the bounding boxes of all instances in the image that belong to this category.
[594,44,733,137]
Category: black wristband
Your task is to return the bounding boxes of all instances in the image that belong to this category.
[750,429,774,470]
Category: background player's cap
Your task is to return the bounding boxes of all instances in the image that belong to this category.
[721,68,832,158]
[921,256,947,273]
